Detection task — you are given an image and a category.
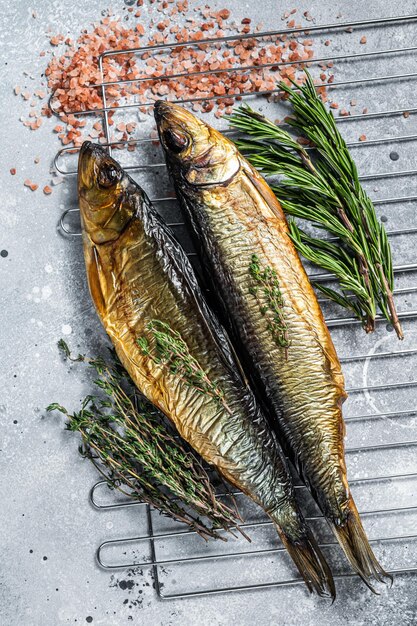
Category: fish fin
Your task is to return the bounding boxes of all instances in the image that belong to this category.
[329,498,392,592]
[85,244,106,316]
[241,159,286,221]
[139,190,247,384]
[277,525,336,600]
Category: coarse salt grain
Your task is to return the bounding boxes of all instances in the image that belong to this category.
[16,4,328,150]
[24,179,39,191]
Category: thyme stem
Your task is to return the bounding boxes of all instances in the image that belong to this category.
[138,320,233,414]
[47,340,243,540]
[249,254,289,358]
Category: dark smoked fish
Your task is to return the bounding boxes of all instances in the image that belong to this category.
[155,101,389,591]
[78,141,334,598]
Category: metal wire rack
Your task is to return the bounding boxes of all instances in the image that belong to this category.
[53,13,417,599]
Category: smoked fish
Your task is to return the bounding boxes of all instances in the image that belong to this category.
[155,102,389,591]
[78,141,335,598]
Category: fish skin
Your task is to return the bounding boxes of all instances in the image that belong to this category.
[155,101,389,589]
[78,141,335,598]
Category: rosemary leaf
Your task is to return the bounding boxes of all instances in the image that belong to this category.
[228,72,403,338]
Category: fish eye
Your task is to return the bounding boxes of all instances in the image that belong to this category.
[98,163,120,188]
[163,128,189,154]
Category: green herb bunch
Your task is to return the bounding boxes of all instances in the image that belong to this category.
[249,254,289,357]
[228,72,403,339]
[47,340,244,540]
[138,320,232,414]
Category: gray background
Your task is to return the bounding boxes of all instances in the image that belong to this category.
[1,0,417,624]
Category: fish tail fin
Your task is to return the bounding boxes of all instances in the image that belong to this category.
[276,523,336,601]
[329,497,392,592]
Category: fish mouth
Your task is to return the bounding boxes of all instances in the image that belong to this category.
[154,100,203,133]
[154,100,184,124]
[78,141,108,192]
[79,140,107,164]
[78,140,107,169]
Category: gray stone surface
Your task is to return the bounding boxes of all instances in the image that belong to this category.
[1,0,417,624]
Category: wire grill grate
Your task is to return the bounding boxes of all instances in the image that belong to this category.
[54,13,417,599]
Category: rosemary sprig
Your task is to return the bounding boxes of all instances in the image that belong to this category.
[228,72,403,339]
[138,320,232,414]
[249,254,289,357]
[47,340,244,541]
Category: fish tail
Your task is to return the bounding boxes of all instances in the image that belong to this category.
[329,497,392,592]
[275,521,336,600]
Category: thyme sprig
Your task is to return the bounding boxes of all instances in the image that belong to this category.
[249,254,289,357]
[228,72,403,339]
[138,320,232,414]
[47,340,244,541]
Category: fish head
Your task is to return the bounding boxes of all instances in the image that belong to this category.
[78,141,137,244]
[154,101,240,186]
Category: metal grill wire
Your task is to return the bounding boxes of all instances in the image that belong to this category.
[54,14,417,599]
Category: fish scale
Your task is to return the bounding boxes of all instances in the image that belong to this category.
[199,196,347,506]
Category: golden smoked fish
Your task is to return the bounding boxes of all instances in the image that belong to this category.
[155,102,389,591]
[78,141,334,598]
